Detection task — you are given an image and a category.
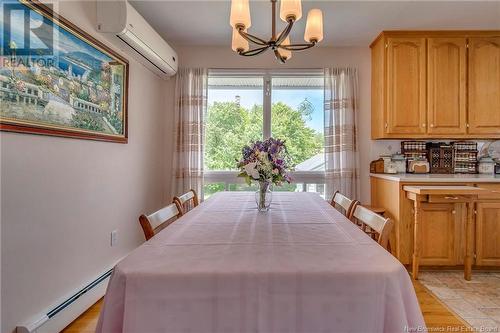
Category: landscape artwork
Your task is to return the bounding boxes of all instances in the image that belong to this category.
[0,0,128,142]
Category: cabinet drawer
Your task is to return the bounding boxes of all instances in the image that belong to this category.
[476,184,500,200]
[428,195,471,203]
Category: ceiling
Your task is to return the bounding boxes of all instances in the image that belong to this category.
[130,1,500,48]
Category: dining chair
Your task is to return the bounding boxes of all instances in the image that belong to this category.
[330,190,358,219]
[173,189,199,216]
[139,203,181,241]
[351,205,394,251]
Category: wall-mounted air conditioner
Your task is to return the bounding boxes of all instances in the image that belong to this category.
[96,0,178,79]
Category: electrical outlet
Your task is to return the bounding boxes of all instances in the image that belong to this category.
[111,230,118,247]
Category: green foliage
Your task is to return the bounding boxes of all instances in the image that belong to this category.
[204,183,225,198]
[78,89,89,101]
[204,101,261,170]
[106,111,123,134]
[205,99,323,170]
[269,101,323,167]
[71,111,105,132]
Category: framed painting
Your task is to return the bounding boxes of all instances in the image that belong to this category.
[0,0,128,143]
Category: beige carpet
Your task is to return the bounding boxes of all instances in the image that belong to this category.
[419,271,500,331]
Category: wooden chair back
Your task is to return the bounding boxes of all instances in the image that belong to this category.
[173,189,199,216]
[351,205,394,250]
[139,203,180,241]
[330,190,358,219]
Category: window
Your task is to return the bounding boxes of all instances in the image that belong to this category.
[271,75,324,170]
[204,74,263,171]
[204,70,325,199]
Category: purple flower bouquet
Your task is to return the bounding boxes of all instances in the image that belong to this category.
[237,138,292,211]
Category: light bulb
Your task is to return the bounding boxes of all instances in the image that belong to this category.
[304,9,323,43]
[280,0,302,22]
[230,0,251,29]
[279,37,292,60]
[232,28,249,53]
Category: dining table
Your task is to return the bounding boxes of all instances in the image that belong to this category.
[97,192,425,333]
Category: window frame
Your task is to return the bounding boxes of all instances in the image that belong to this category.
[204,69,325,194]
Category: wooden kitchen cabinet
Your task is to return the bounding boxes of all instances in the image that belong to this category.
[371,31,500,139]
[468,37,500,135]
[370,175,500,269]
[427,38,467,135]
[386,37,427,135]
[475,202,500,266]
[420,203,461,265]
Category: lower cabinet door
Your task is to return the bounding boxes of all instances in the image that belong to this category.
[420,203,461,265]
[476,202,500,266]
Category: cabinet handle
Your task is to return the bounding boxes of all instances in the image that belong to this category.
[452,210,456,214]
[422,123,426,127]
[444,196,459,200]
[430,124,434,128]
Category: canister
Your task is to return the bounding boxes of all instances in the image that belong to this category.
[391,154,407,173]
[478,157,495,174]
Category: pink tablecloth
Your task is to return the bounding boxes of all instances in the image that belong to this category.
[97,192,425,333]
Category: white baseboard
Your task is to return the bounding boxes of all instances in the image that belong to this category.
[39,278,108,333]
[15,260,124,333]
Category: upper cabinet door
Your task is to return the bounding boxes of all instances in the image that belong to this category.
[469,37,500,135]
[386,37,427,134]
[427,38,467,135]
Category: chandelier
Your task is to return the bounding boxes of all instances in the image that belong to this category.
[230,0,324,63]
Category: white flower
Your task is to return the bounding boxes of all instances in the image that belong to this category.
[244,162,260,180]
[259,151,268,161]
[272,168,279,175]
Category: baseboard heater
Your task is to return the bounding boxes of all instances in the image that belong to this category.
[17,268,113,333]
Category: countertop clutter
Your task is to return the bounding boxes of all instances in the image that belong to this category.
[371,140,500,176]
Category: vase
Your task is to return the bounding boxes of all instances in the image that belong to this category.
[255,181,272,212]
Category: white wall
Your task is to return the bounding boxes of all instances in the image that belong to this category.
[0,1,173,332]
[176,45,396,203]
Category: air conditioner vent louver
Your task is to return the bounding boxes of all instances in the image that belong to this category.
[117,35,169,75]
[96,0,177,79]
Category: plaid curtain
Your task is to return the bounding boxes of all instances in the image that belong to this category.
[324,68,360,200]
[172,68,208,199]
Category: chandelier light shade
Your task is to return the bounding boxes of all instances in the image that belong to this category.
[230,0,251,29]
[229,0,324,64]
[279,37,292,60]
[304,9,324,43]
[232,28,250,52]
[279,0,302,22]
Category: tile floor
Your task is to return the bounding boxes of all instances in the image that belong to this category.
[419,271,500,332]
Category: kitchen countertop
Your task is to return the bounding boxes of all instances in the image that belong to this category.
[370,173,500,183]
